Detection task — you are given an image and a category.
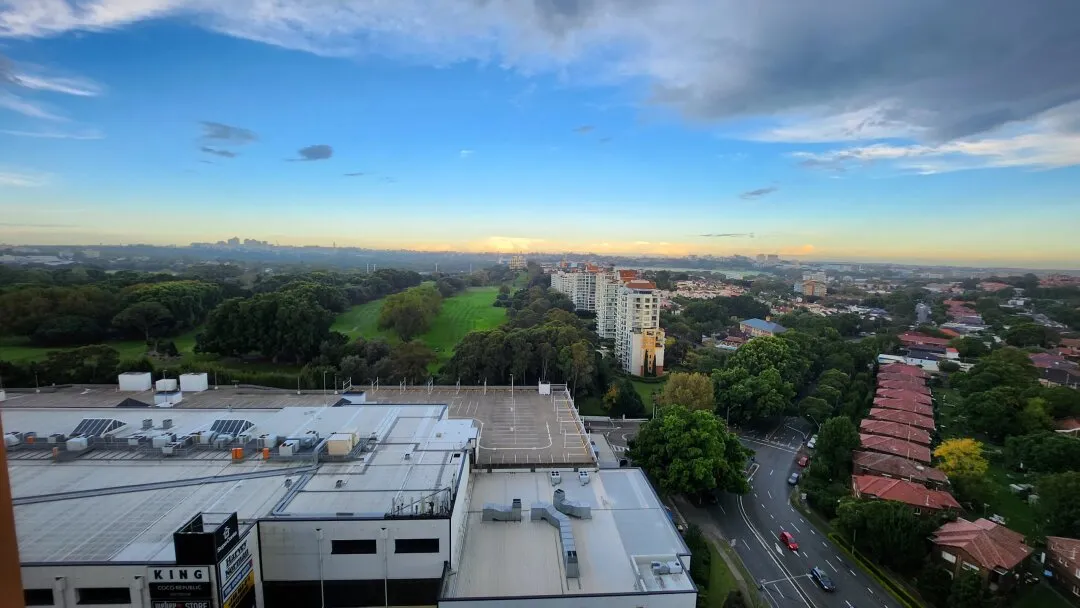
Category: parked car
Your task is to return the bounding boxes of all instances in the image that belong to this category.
[797,455,809,467]
[779,530,799,551]
[807,435,818,449]
[810,567,836,591]
[787,472,800,485]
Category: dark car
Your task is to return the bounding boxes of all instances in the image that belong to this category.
[810,567,836,591]
[787,472,800,485]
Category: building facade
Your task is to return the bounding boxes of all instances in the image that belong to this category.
[1046,536,1080,600]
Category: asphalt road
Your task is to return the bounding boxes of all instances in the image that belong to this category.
[583,418,644,454]
[709,417,898,608]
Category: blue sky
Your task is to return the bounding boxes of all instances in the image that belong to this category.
[1,1,1078,268]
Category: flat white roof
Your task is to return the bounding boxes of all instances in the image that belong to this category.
[445,469,692,599]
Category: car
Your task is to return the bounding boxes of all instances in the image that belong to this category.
[787,472,800,485]
[797,455,809,467]
[779,531,799,551]
[807,435,818,449]
[810,567,836,591]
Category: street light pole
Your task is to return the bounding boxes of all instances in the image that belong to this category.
[315,528,325,608]
[381,527,389,607]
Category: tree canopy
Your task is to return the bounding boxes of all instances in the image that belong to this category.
[835,498,940,574]
[659,372,714,411]
[602,378,647,418]
[1038,471,1080,538]
[378,284,443,341]
[933,438,988,479]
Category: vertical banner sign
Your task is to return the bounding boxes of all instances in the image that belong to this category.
[217,532,255,608]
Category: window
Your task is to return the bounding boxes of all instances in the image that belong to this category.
[77,588,131,605]
[25,589,54,606]
[331,539,377,554]
[941,551,957,564]
[962,561,979,572]
[395,538,440,553]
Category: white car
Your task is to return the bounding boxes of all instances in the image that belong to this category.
[807,435,818,449]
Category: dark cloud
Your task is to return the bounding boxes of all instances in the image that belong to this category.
[739,186,778,200]
[343,171,365,177]
[200,121,258,144]
[200,146,237,158]
[292,144,333,161]
[573,125,594,134]
[700,232,755,238]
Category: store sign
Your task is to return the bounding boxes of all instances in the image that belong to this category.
[151,602,212,608]
[148,566,213,607]
[218,533,256,608]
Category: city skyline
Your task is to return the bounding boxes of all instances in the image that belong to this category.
[1,1,1078,268]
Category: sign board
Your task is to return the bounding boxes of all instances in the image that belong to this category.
[214,513,240,560]
[217,531,256,608]
[152,602,212,608]
[148,566,213,606]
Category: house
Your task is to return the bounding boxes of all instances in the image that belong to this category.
[877,379,931,395]
[852,451,949,489]
[739,318,787,337]
[872,397,934,417]
[1056,418,1080,438]
[1030,352,1078,371]
[876,389,932,405]
[877,372,929,386]
[932,518,1033,592]
[859,419,931,445]
[1042,367,1080,389]
[715,335,748,351]
[898,332,952,349]
[1045,536,1080,600]
[859,433,932,464]
[851,475,960,514]
[869,408,936,431]
[879,363,929,379]
[979,281,1013,293]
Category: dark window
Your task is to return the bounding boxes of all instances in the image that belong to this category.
[25,589,54,606]
[77,588,131,605]
[394,538,440,554]
[331,539,377,554]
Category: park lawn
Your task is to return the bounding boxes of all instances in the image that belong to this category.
[1013,584,1074,608]
[632,377,667,410]
[419,287,506,362]
[0,329,201,363]
[707,544,739,608]
[330,299,395,341]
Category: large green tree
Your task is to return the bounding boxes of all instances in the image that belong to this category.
[390,340,438,384]
[378,284,442,341]
[835,498,939,574]
[627,405,751,497]
[112,301,174,344]
[659,372,714,411]
[1038,471,1080,538]
[602,378,647,418]
[810,416,861,481]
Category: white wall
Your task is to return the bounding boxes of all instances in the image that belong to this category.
[22,564,150,608]
[449,452,472,570]
[440,591,695,608]
[258,518,450,582]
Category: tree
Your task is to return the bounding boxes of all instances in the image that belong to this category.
[112,301,174,345]
[659,372,714,411]
[602,378,647,418]
[1004,432,1080,473]
[950,336,989,359]
[835,498,938,573]
[626,405,751,497]
[948,570,991,608]
[1004,323,1052,348]
[933,438,988,479]
[390,340,437,384]
[916,564,954,608]
[1038,471,1080,538]
[29,315,104,347]
[378,284,442,341]
[812,416,861,481]
[938,360,961,373]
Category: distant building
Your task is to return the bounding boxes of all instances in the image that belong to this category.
[227,236,240,246]
[508,254,527,271]
[739,318,787,338]
[550,269,598,311]
[766,254,780,266]
[794,280,827,297]
[915,303,931,324]
[802,271,827,282]
[1045,536,1080,599]
[852,475,960,514]
[978,281,1012,292]
[932,518,1033,592]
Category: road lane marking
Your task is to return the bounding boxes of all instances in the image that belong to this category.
[770,514,775,519]
[762,504,767,510]
[768,490,773,499]
[775,543,784,556]
[718,505,726,514]
[809,529,816,535]
[791,523,801,532]
[826,560,838,572]
[822,541,828,547]
[845,602,854,608]
[742,539,751,549]
[769,469,774,476]
[868,587,874,594]
[849,569,856,576]
[735,496,816,608]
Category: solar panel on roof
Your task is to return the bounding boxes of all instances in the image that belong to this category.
[71,418,125,437]
[210,419,254,435]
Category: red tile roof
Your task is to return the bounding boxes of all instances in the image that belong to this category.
[869,408,935,430]
[877,379,931,395]
[624,279,657,289]
[859,419,932,445]
[876,389,932,405]
[852,451,949,486]
[1030,352,1078,370]
[899,332,952,347]
[853,475,961,511]
[932,518,1032,572]
[877,373,928,386]
[1057,418,1080,431]
[873,397,934,417]
[1062,338,1080,349]
[939,328,961,338]
[618,270,639,282]
[1046,537,1080,572]
[880,363,929,379]
[860,433,932,463]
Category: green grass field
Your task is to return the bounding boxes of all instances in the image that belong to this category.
[330,298,395,341]
[632,378,667,410]
[0,329,200,363]
[707,544,739,608]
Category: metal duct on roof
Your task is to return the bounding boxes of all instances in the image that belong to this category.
[482,498,522,522]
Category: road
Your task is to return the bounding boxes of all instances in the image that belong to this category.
[709,418,898,608]
[583,417,644,455]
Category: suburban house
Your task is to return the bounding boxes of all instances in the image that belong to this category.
[868,408,936,431]
[880,363,930,379]
[872,397,934,417]
[851,475,960,514]
[851,451,949,490]
[739,318,787,338]
[859,419,931,445]
[877,379,931,394]
[875,388,932,405]
[932,518,1033,591]
[898,332,953,349]
[1045,536,1080,600]
[1056,418,1080,438]
[859,433,932,464]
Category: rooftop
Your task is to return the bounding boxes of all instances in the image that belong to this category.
[932,518,1032,572]
[859,433,932,464]
[868,408,935,431]
[858,419,931,445]
[876,379,931,395]
[879,363,929,379]
[443,469,692,600]
[876,373,928,385]
[852,475,960,511]
[875,388,932,405]
[740,318,787,334]
[872,397,934,417]
[898,332,952,347]
[1046,536,1080,571]
[851,451,949,486]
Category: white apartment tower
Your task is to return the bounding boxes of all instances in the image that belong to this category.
[551,267,665,376]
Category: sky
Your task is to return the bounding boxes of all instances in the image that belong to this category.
[0,1,1079,269]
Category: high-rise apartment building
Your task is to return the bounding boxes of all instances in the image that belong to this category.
[508,254,527,271]
[551,267,665,376]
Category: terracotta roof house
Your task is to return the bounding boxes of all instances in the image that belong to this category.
[1045,536,1080,599]
[879,363,929,379]
[868,408,935,431]
[859,433,932,464]
[859,419,931,445]
[1030,352,1078,370]
[1057,418,1080,438]
[875,388,932,405]
[877,372,929,386]
[877,379,931,394]
[851,451,949,489]
[932,518,1033,592]
[872,397,934,417]
[898,332,952,348]
[852,475,960,513]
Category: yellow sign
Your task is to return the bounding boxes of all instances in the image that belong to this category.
[222,571,254,608]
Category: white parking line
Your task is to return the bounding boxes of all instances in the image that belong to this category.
[826,560,838,572]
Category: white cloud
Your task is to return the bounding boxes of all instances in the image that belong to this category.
[1,128,103,139]
[13,72,103,96]
[0,91,64,120]
[0,168,48,187]
[458,149,474,159]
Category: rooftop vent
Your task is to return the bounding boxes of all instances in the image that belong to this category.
[531,502,580,578]
[142,419,153,430]
[579,471,590,485]
[335,479,346,489]
[550,470,562,486]
[163,419,173,430]
[482,499,522,522]
[553,488,592,519]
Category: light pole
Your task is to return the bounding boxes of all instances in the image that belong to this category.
[381,527,389,607]
[322,371,329,404]
[315,528,325,608]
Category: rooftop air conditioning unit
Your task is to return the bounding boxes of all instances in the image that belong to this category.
[579,471,590,485]
[162,419,173,430]
[142,419,153,430]
[550,471,562,486]
[199,431,217,444]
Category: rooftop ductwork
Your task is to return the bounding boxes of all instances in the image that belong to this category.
[531,502,579,579]
[482,498,522,522]
[553,488,591,519]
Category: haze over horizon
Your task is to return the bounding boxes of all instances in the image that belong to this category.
[1,1,1078,268]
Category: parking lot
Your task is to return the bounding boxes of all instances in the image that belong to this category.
[365,386,594,467]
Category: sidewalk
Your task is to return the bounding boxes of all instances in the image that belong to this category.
[671,495,763,606]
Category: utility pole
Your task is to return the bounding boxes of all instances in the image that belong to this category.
[0,413,25,608]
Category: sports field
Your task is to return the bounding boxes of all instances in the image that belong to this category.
[331,286,506,361]
[0,329,200,363]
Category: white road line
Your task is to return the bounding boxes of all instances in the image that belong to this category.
[809,529,816,535]
[849,569,856,577]
[769,469,774,476]
[826,560,838,572]
[770,514,775,520]
[822,541,828,547]
[768,490,773,499]
[762,504,767,510]
[718,505,726,514]
[742,539,751,549]
[736,496,816,608]
[845,601,854,608]
[774,543,784,556]
[790,523,801,532]
[868,587,874,595]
